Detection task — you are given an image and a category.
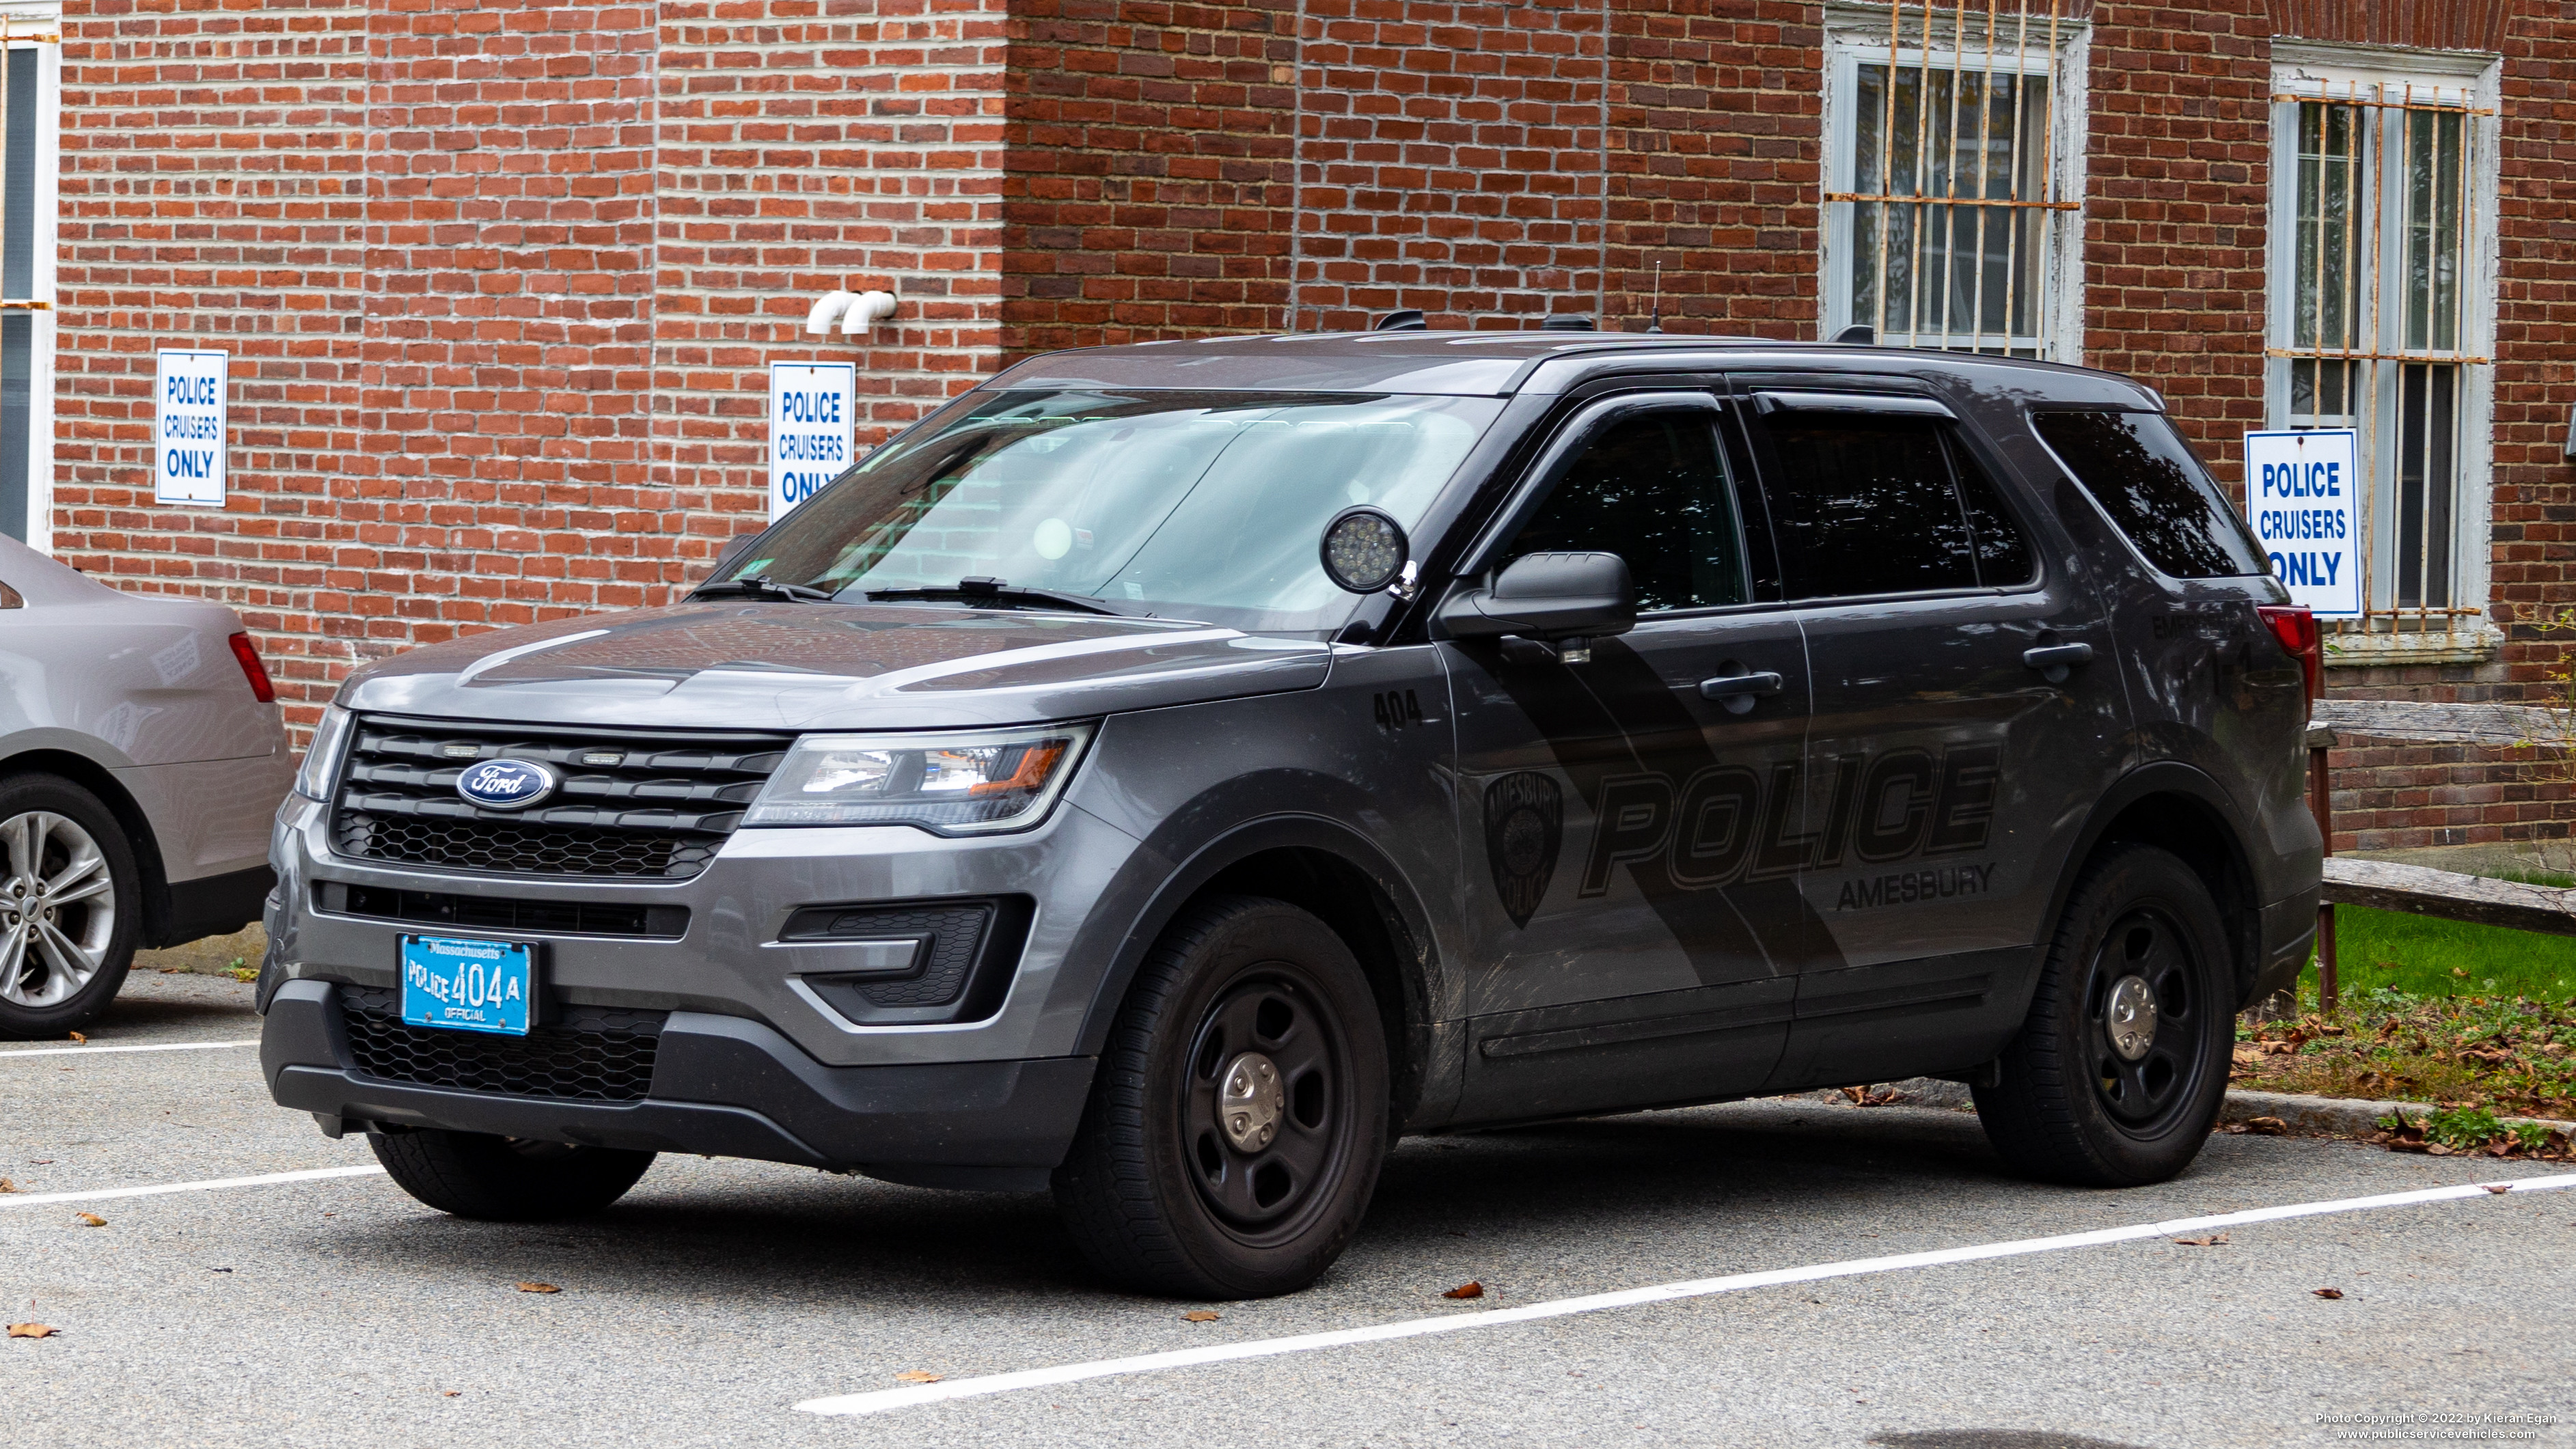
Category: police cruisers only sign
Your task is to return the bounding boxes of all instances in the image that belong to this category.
[154,349,228,507]
[2244,427,2360,618]
[769,362,857,523]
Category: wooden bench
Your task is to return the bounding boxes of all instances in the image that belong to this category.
[2321,857,2576,939]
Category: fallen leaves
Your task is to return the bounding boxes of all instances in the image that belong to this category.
[2484,1183,2514,1195]
[512,1282,560,1294]
[0,1178,16,1193]
[1839,1084,1908,1107]
[66,1032,85,1045]
[894,1370,944,1384]
[1181,1310,1220,1323]
[74,1213,105,1228]
[2238,1116,2288,1136]
[2313,1288,2344,1300]
[1442,1281,1485,1300]
[7,1323,55,1338]
[2171,1232,2230,1247]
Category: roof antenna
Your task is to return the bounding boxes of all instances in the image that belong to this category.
[1647,261,1664,335]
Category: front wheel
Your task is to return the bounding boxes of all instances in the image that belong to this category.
[1052,896,1390,1299]
[1973,844,2234,1187]
[370,1129,655,1221]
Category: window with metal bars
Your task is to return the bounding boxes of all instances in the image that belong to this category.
[0,20,51,551]
[1824,1,2083,360]
[2267,55,2494,630]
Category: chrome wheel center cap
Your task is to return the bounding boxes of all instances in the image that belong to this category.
[1218,1051,1285,1153]
[2106,974,2159,1061]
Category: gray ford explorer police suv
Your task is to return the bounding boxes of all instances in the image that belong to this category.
[260,332,2325,1298]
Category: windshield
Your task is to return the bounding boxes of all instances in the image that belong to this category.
[724,389,1503,633]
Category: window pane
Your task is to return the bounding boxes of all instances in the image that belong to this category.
[1849,60,2049,352]
[2292,101,2361,361]
[2031,410,2267,579]
[1759,415,1979,599]
[1954,447,2036,586]
[1,48,31,301]
[2396,363,2457,609]
[1505,413,1745,612]
[0,312,26,542]
[2404,109,2463,353]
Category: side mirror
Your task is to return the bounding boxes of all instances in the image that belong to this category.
[709,531,765,583]
[1437,551,1636,642]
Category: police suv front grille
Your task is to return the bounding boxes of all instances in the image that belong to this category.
[330,717,791,881]
[338,984,664,1103]
[314,882,688,939]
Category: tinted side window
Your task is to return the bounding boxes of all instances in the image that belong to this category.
[1505,411,1746,611]
[1758,415,1979,598]
[1954,449,2036,586]
[2031,409,2268,578]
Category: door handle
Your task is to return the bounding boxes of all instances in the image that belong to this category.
[1699,671,1785,700]
[2022,643,2094,671]
[2023,641,2094,684]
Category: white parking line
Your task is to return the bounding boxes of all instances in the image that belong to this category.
[0,1039,259,1060]
[0,1165,385,1211]
[795,1172,2576,1418]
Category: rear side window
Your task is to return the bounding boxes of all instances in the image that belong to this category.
[1506,411,1748,611]
[2031,410,2268,579]
[1754,413,2036,600]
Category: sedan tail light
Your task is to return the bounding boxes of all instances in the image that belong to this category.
[227,631,277,704]
[2257,605,2320,714]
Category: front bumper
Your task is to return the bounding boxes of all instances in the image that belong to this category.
[261,978,1095,1190]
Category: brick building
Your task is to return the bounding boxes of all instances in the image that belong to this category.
[17,0,2576,853]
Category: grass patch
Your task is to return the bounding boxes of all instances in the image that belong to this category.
[2314,905,2576,1002]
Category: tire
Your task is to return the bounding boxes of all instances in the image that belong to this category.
[1052,895,1390,1299]
[370,1129,655,1221]
[1973,843,2234,1187]
[0,773,142,1041]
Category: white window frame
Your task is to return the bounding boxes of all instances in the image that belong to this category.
[2266,40,2501,650]
[1819,0,2089,362]
[0,0,54,554]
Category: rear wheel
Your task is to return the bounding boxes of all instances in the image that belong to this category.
[0,774,141,1041]
[1973,844,2233,1187]
[370,1129,655,1221]
[1052,896,1388,1299]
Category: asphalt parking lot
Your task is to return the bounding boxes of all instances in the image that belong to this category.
[5,972,2570,1449]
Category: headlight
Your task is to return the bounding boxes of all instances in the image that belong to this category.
[743,724,1093,833]
[293,706,354,801]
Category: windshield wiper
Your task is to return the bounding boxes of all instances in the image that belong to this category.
[860,577,1138,617]
[691,575,836,604]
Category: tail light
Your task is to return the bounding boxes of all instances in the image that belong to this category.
[227,632,277,704]
[2257,605,2320,713]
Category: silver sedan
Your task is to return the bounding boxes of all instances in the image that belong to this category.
[0,534,291,1036]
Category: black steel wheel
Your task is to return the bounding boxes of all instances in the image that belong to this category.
[1054,895,1388,1299]
[2083,903,2210,1133]
[1973,843,2234,1187]
[1179,973,1358,1243]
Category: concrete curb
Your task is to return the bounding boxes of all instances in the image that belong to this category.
[1792,1077,2576,1137]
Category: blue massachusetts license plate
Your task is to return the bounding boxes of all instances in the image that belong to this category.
[400,934,536,1036]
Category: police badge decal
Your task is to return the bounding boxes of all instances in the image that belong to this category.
[1483,771,1563,928]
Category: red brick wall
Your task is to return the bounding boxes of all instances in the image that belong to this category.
[2485,0,2576,709]
[2081,0,2273,492]
[55,0,368,710]
[2324,734,2576,854]
[1604,0,1821,338]
[1002,0,1296,348]
[45,0,2576,811]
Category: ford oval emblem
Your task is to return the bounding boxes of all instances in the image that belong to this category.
[454,758,558,812]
